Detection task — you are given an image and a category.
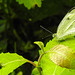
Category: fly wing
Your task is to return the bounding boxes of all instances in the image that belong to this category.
[56,7,75,40]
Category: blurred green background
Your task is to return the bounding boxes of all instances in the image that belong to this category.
[0,0,75,75]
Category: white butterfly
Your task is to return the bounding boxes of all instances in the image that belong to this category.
[56,7,75,41]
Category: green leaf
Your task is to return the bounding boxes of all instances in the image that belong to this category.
[0,53,28,75]
[0,0,2,3]
[32,67,40,75]
[0,40,7,51]
[16,0,42,9]
[39,50,75,75]
[39,37,75,75]
[17,71,23,75]
[34,41,44,53]
[0,20,9,33]
[18,40,34,52]
[0,20,6,33]
[49,44,75,69]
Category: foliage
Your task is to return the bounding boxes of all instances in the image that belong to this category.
[16,0,42,9]
[0,53,28,75]
[32,38,75,75]
[0,0,75,75]
[0,38,75,75]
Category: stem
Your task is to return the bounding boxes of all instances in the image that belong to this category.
[28,53,44,75]
[41,48,45,54]
[28,60,42,75]
[37,53,44,66]
[36,53,45,75]
[37,67,42,75]
[28,60,36,67]
[13,29,21,41]
[37,51,51,75]
[28,51,50,75]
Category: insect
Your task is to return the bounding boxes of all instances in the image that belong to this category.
[49,7,75,69]
[55,7,75,41]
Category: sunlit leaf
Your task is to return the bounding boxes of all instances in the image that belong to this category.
[0,53,28,75]
[16,0,42,9]
[38,37,75,75]
[49,44,75,69]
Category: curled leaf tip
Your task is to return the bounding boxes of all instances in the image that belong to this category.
[34,41,45,53]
